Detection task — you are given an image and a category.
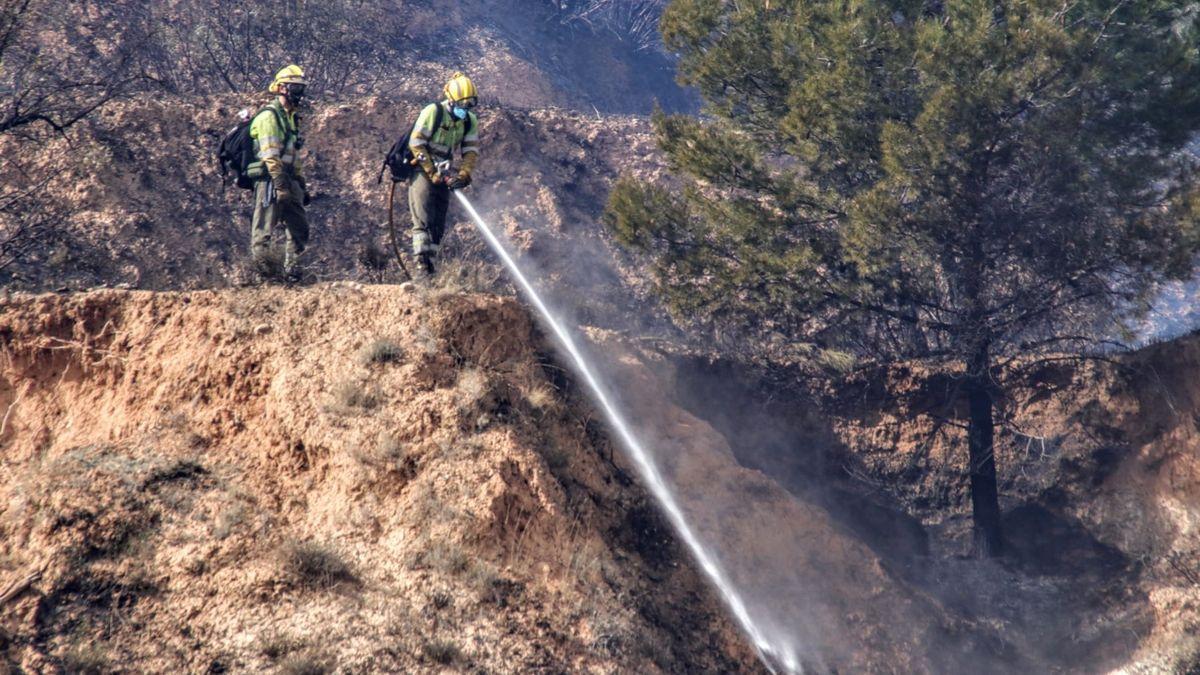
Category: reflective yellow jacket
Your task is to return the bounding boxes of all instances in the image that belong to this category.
[249,101,303,179]
[408,101,479,178]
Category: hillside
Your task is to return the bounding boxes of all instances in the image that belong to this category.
[4,1,1200,672]
[0,96,668,328]
[0,285,751,673]
[1,286,1198,672]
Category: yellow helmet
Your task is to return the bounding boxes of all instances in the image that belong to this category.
[270,64,307,94]
[443,72,478,103]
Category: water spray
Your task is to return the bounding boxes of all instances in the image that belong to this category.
[454,190,799,674]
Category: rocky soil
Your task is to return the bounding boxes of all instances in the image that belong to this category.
[0,284,755,673]
[659,335,1200,672]
[1,285,1198,673]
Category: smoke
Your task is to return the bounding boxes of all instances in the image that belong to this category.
[456,191,802,671]
[452,189,945,672]
[432,108,1153,673]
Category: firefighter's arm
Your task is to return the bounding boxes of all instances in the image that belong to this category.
[459,114,480,179]
[460,151,478,178]
[409,105,439,179]
[250,111,286,179]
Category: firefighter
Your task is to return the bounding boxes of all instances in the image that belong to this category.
[408,71,480,275]
[248,64,310,280]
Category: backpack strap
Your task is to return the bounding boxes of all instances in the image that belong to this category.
[433,103,475,158]
[432,102,445,136]
[270,105,292,144]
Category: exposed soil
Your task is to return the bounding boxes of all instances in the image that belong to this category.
[3,287,1196,672]
[657,337,1200,672]
[0,286,754,673]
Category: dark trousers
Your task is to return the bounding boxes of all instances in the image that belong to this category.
[250,175,309,265]
[408,172,450,257]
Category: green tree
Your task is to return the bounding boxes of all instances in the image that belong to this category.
[606,0,1200,556]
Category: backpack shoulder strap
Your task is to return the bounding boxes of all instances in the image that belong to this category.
[431,102,445,134]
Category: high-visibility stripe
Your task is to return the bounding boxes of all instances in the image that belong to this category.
[412,231,439,255]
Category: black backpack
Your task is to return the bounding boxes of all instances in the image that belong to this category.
[217,106,286,190]
[378,103,473,184]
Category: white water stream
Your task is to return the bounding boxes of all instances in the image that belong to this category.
[454,191,799,673]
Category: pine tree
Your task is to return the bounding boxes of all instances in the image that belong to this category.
[607,0,1200,556]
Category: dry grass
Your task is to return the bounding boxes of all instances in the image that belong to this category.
[466,558,497,587]
[212,503,246,540]
[427,258,502,299]
[523,382,559,415]
[326,379,382,414]
[259,631,304,661]
[414,324,442,356]
[352,432,407,472]
[277,650,333,675]
[421,539,469,575]
[455,367,489,404]
[359,338,404,366]
[816,348,858,374]
[421,639,461,665]
[279,540,357,590]
[588,611,632,658]
[60,641,110,675]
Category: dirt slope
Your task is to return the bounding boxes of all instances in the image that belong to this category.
[746,339,1200,672]
[2,290,1199,673]
[0,285,752,673]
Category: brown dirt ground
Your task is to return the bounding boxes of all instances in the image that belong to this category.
[0,285,755,673]
[2,289,1199,673]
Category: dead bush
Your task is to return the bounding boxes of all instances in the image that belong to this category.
[542,444,570,472]
[278,650,333,675]
[279,541,356,590]
[430,589,453,611]
[357,240,390,283]
[259,631,303,661]
[422,639,460,665]
[326,380,381,414]
[359,338,404,366]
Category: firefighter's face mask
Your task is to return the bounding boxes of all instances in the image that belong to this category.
[451,97,477,120]
[283,83,307,106]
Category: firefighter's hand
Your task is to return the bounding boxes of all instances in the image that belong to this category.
[446,173,471,190]
[302,189,312,207]
[272,175,294,205]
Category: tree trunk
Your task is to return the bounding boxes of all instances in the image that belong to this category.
[967,346,1004,557]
